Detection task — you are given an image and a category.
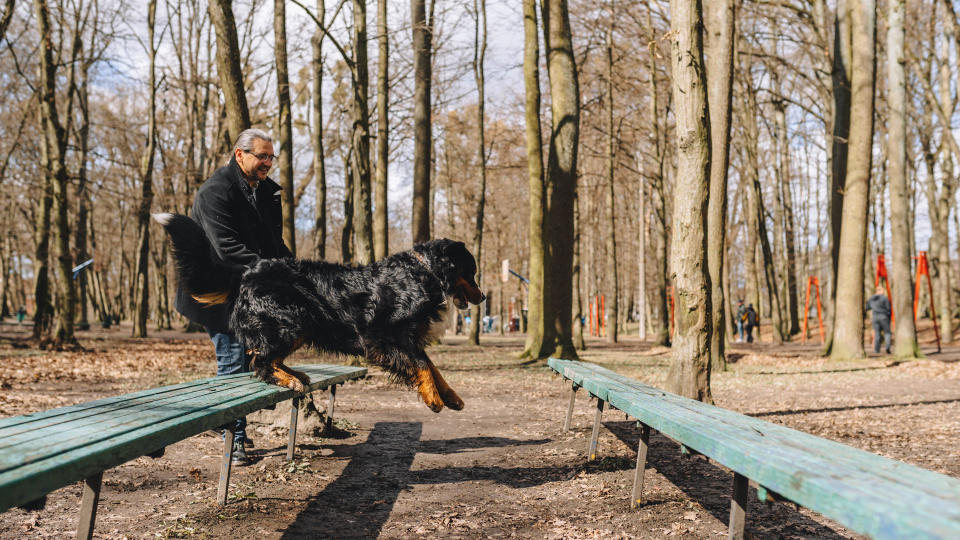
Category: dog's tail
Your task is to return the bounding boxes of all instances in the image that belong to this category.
[152,213,240,305]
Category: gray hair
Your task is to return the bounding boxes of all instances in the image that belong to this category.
[233,128,273,153]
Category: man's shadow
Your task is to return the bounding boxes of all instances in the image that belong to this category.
[281,422,566,538]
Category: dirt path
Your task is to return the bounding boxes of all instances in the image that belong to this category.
[2,325,960,539]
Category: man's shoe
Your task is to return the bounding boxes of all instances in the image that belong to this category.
[232,441,252,466]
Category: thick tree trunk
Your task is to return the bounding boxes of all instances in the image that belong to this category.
[886,0,919,358]
[341,153,355,263]
[666,0,712,402]
[133,0,158,338]
[522,0,547,356]
[275,0,296,256]
[830,0,875,361]
[704,0,734,369]
[468,0,488,345]
[374,0,389,259]
[208,0,250,146]
[605,14,618,344]
[411,0,432,244]
[825,1,852,355]
[523,0,579,360]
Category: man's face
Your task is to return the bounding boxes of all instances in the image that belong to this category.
[235,138,275,182]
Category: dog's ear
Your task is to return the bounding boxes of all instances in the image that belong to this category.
[443,240,467,256]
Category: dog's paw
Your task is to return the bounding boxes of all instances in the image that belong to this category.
[443,394,465,411]
[286,378,305,393]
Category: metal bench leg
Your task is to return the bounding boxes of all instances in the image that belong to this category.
[562,383,579,432]
[325,384,337,431]
[218,428,235,505]
[588,398,605,460]
[75,472,102,540]
[287,396,301,461]
[728,472,748,540]
[631,422,651,508]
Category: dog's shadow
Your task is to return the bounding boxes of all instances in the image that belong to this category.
[280,422,570,538]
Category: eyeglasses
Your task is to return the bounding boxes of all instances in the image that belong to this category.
[243,150,278,162]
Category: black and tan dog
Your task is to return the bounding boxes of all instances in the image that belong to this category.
[154,213,484,412]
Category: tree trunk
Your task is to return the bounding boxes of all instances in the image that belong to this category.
[825,0,852,355]
[774,99,800,336]
[342,151,355,263]
[886,0,919,358]
[312,0,327,259]
[522,0,579,360]
[468,0,488,346]
[704,0,734,369]
[522,0,547,356]
[666,0,712,402]
[35,0,77,349]
[275,0,296,256]
[411,0,432,244]
[830,0,875,361]
[573,189,585,349]
[133,0,158,338]
[604,13,619,344]
[374,0,389,259]
[351,0,374,264]
[208,0,250,146]
[646,6,670,347]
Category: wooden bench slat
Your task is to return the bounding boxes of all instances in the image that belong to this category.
[0,364,365,513]
[548,359,960,540]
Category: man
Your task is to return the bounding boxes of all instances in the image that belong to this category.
[175,128,293,465]
[866,284,892,354]
[735,299,746,343]
[744,303,758,343]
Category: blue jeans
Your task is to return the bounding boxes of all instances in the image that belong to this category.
[209,331,249,443]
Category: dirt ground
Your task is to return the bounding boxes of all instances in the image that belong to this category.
[2,320,960,539]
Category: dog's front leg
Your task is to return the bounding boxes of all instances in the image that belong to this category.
[412,352,463,412]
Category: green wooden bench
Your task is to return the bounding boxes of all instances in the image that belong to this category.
[0,363,366,539]
[549,358,960,540]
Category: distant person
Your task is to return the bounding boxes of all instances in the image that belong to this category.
[735,299,746,343]
[15,306,26,325]
[744,303,758,343]
[866,285,892,354]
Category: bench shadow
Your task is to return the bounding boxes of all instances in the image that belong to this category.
[603,421,853,540]
[281,423,570,538]
[746,397,960,417]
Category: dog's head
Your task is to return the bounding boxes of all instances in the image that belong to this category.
[415,239,485,309]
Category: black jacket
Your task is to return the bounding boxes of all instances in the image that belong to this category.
[175,157,293,332]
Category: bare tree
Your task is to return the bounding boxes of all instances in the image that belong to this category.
[312,0,327,259]
[208,0,250,146]
[468,0,487,345]
[133,0,159,338]
[666,0,712,401]
[275,0,296,256]
[604,7,619,343]
[411,0,433,244]
[704,0,734,368]
[886,0,919,358]
[523,0,579,360]
[830,0,875,360]
[373,0,389,259]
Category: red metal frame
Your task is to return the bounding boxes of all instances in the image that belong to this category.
[802,276,825,344]
[913,251,941,353]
